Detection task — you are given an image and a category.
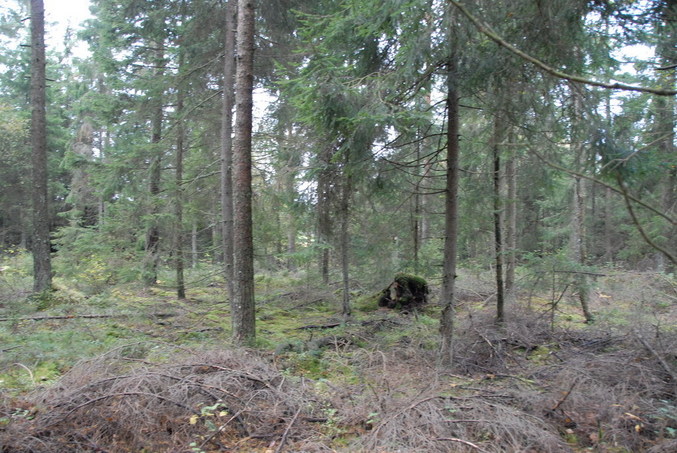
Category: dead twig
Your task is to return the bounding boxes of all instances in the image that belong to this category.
[295,322,342,330]
[199,409,246,450]
[550,377,578,412]
[634,330,677,390]
[435,437,488,452]
[47,392,192,427]
[274,407,302,453]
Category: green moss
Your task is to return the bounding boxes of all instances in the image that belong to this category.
[394,273,428,290]
[353,292,381,312]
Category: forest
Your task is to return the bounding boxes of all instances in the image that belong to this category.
[0,0,676,451]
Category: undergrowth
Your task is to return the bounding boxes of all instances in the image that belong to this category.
[0,262,675,452]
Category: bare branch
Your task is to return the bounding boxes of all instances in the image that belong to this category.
[448,0,677,96]
[617,175,677,266]
[529,148,675,226]
[436,437,489,452]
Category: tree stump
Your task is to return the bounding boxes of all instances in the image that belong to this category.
[378,273,429,310]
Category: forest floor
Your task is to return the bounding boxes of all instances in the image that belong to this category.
[0,259,676,452]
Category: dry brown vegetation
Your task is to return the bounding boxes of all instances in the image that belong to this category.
[1,270,676,452]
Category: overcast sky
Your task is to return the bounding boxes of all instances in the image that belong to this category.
[44,0,92,52]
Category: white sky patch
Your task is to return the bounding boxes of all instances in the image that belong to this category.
[44,0,92,56]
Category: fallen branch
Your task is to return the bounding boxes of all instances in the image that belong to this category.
[634,330,677,388]
[550,378,578,412]
[436,437,488,452]
[295,322,342,330]
[47,391,193,428]
[274,407,302,453]
[0,313,177,322]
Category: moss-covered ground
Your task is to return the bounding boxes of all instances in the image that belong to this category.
[1,256,676,452]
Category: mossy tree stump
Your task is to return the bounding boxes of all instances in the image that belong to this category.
[378,273,429,310]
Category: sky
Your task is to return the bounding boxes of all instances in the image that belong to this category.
[44,0,92,54]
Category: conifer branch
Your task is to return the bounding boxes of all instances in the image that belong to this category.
[617,175,677,267]
[529,148,675,226]
[448,0,677,96]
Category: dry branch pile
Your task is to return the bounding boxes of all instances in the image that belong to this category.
[1,308,675,452]
[0,345,329,452]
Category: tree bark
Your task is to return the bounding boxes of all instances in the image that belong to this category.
[340,155,352,319]
[570,175,593,322]
[655,4,676,271]
[30,0,52,293]
[569,87,593,323]
[221,0,237,301]
[492,114,505,324]
[316,146,334,285]
[413,129,422,274]
[191,223,198,268]
[231,0,256,344]
[504,130,517,306]
[439,55,460,367]
[174,35,186,300]
[143,43,166,287]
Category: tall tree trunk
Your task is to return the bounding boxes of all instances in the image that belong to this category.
[340,158,352,319]
[570,174,593,322]
[282,128,298,272]
[413,129,422,274]
[504,132,517,306]
[420,156,432,245]
[603,187,614,263]
[316,146,334,284]
[569,88,593,322]
[439,55,460,367]
[192,223,198,268]
[30,0,52,293]
[492,114,505,323]
[143,43,166,287]
[221,0,237,301]
[655,6,676,271]
[174,37,186,300]
[231,0,256,344]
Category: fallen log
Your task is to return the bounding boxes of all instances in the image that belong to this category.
[295,322,342,330]
[0,313,177,322]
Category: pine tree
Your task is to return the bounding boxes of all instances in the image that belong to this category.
[231,0,256,344]
[30,0,52,293]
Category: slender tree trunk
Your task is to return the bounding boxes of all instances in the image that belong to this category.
[492,114,505,324]
[317,146,334,284]
[30,0,52,293]
[413,129,422,274]
[143,43,165,287]
[420,156,432,244]
[570,174,593,322]
[221,0,237,301]
[655,10,676,271]
[282,129,298,272]
[213,217,223,263]
[231,0,256,344]
[439,55,460,367]
[603,187,614,263]
[504,130,517,306]
[340,158,352,319]
[603,90,614,264]
[191,223,198,268]
[569,88,593,323]
[174,39,186,300]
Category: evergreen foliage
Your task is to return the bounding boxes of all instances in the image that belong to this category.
[0,0,674,378]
